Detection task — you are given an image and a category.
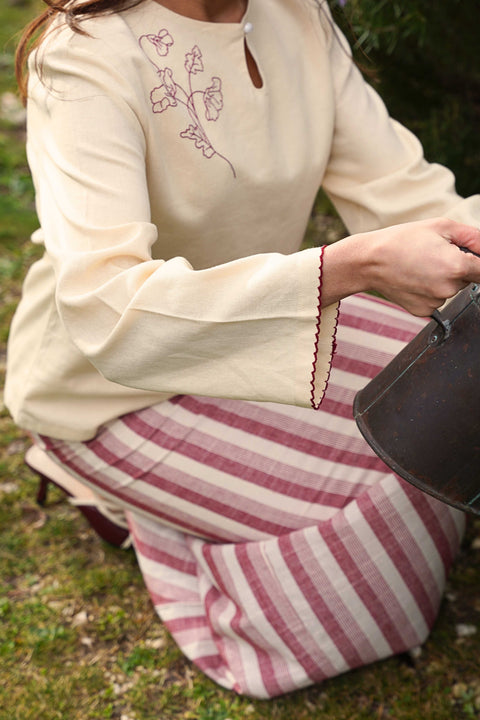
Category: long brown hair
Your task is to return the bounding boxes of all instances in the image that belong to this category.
[15,0,144,102]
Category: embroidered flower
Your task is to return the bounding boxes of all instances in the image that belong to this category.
[185,45,203,75]
[140,29,236,177]
[145,29,174,56]
[150,68,177,112]
[203,77,223,121]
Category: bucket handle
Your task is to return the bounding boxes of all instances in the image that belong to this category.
[430,309,451,340]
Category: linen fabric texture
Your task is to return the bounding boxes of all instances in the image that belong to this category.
[5,0,480,439]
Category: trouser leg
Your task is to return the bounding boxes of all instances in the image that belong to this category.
[35,294,466,696]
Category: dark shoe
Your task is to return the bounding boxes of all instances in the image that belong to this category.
[25,444,131,548]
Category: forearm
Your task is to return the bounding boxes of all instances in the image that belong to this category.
[321,218,480,317]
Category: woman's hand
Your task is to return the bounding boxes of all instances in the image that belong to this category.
[321,217,480,317]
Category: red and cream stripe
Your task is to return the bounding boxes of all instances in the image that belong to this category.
[37,294,465,697]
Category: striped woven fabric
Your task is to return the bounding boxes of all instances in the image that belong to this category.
[37,294,465,698]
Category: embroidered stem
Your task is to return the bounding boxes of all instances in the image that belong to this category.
[139,29,236,177]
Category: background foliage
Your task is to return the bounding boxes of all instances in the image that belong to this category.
[332,0,480,197]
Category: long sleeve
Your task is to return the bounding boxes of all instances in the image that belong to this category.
[317,2,480,233]
[8,0,478,441]
[25,18,337,412]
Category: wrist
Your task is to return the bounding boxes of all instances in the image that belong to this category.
[320,233,375,306]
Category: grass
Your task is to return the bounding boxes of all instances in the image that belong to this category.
[2,2,480,719]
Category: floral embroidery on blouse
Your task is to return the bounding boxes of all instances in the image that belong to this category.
[145,28,174,56]
[139,30,236,178]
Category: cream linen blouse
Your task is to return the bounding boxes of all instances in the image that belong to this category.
[5,0,480,441]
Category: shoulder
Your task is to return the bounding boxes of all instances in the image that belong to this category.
[29,4,152,99]
[291,0,354,68]
[285,0,336,44]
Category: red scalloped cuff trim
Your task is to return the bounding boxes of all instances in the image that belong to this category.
[309,245,340,410]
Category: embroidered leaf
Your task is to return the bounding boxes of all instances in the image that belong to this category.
[146,29,174,56]
[185,45,203,75]
[180,124,215,157]
[203,77,223,121]
[151,90,176,113]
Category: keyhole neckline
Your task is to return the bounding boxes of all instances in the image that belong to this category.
[144,0,264,90]
[146,0,252,31]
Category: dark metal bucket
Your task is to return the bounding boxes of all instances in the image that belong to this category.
[354,283,480,515]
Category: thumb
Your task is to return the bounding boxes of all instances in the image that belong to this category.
[437,218,480,254]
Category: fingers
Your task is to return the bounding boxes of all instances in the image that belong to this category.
[397,293,452,318]
[369,218,480,316]
[422,218,480,286]
[431,217,480,254]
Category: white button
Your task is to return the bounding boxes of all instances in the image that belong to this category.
[243,21,253,34]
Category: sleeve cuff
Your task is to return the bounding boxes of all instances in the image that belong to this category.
[309,245,340,409]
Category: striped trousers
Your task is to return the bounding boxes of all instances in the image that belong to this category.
[37,294,465,698]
